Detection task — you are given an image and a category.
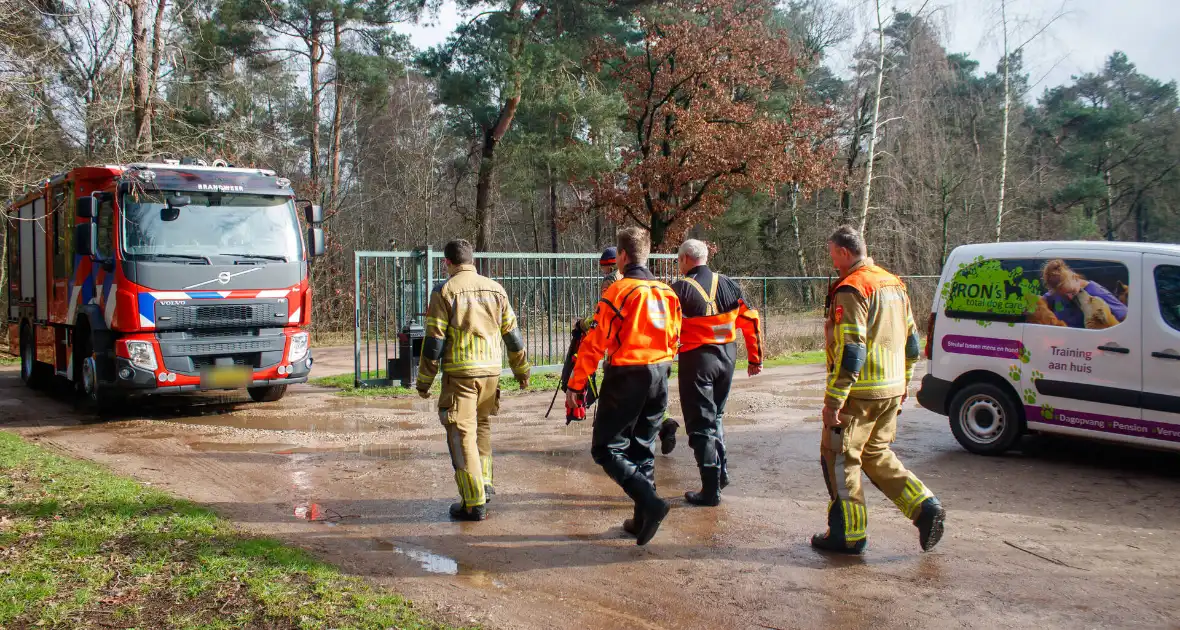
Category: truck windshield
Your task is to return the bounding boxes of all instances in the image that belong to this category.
[121,192,302,262]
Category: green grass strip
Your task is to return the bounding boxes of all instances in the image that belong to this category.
[0,431,466,630]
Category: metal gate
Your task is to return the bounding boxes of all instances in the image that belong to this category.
[352,248,938,388]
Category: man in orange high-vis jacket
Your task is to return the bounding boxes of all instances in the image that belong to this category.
[567,227,682,546]
[671,239,763,507]
[813,226,945,555]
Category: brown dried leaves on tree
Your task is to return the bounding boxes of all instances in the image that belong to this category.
[590,0,836,248]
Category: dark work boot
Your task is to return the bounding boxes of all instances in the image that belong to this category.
[484,485,495,502]
[810,532,866,555]
[914,497,946,552]
[719,464,730,490]
[623,476,670,546]
[449,502,487,522]
[659,419,679,455]
[622,504,643,537]
[685,467,722,507]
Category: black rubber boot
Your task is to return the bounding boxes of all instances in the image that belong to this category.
[449,502,487,522]
[659,419,679,455]
[685,467,722,506]
[622,476,670,546]
[484,485,495,502]
[719,465,729,490]
[810,532,866,555]
[914,497,946,552]
[622,504,643,537]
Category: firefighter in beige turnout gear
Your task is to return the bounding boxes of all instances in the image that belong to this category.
[417,240,531,521]
[813,226,946,554]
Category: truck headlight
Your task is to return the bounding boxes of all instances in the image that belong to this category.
[287,332,309,363]
[126,340,158,371]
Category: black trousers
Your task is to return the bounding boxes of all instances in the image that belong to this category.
[677,343,736,471]
[591,364,671,492]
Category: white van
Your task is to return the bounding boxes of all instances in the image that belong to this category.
[917,241,1180,455]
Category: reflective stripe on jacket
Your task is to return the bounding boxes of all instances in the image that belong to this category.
[824,258,919,409]
[568,264,681,392]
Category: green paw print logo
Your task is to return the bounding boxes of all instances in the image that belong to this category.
[1023,388,1037,405]
[1031,370,1045,382]
[977,320,992,328]
[1008,366,1022,382]
[1041,405,1055,421]
[1018,347,1031,364]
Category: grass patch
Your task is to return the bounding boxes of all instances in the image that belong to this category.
[311,371,562,398]
[311,351,824,398]
[0,353,17,366]
[0,432,463,630]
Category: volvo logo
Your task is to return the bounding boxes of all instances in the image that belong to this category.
[183,267,261,290]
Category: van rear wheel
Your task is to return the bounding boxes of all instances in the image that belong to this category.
[248,385,287,403]
[948,382,1023,455]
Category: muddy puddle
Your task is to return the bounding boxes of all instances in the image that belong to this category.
[188,441,427,460]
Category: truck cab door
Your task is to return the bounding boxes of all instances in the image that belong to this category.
[1140,254,1180,446]
[1021,248,1142,442]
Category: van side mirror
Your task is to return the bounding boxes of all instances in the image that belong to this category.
[305,204,323,225]
[76,196,95,219]
[74,223,97,258]
[307,227,325,258]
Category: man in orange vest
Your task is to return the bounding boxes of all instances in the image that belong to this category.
[814,226,945,554]
[567,227,682,545]
[671,239,763,506]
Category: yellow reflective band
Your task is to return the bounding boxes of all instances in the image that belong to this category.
[826,386,850,399]
[481,456,493,486]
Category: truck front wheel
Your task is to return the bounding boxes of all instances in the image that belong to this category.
[248,385,287,403]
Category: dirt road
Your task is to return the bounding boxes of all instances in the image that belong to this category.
[2,365,1179,629]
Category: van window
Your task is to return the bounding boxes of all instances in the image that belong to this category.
[944,256,1129,330]
[1155,265,1180,332]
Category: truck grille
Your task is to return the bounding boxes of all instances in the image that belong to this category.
[155,298,288,330]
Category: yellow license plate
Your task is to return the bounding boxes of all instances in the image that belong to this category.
[201,366,251,389]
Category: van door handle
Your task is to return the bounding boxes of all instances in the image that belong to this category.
[1152,351,1180,361]
[1098,345,1130,354]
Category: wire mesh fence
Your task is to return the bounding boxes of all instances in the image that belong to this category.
[347,249,938,386]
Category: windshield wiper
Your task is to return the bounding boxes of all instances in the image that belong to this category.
[220,253,289,262]
[137,253,212,265]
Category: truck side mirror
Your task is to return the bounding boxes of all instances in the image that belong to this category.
[305,204,323,225]
[76,196,95,219]
[307,227,325,258]
[74,223,97,258]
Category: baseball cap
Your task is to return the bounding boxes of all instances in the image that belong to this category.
[599,247,617,266]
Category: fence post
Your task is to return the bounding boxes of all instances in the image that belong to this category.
[353,250,362,388]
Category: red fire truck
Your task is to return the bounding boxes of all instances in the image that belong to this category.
[5,161,325,409]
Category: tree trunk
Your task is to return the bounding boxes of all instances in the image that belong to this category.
[995,0,1010,242]
[475,128,498,250]
[130,0,152,155]
[549,179,559,253]
[329,15,344,209]
[858,0,886,235]
[789,184,811,303]
[308,22,323,202]
[940,189,951,265]
[1103,168,1114,240]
